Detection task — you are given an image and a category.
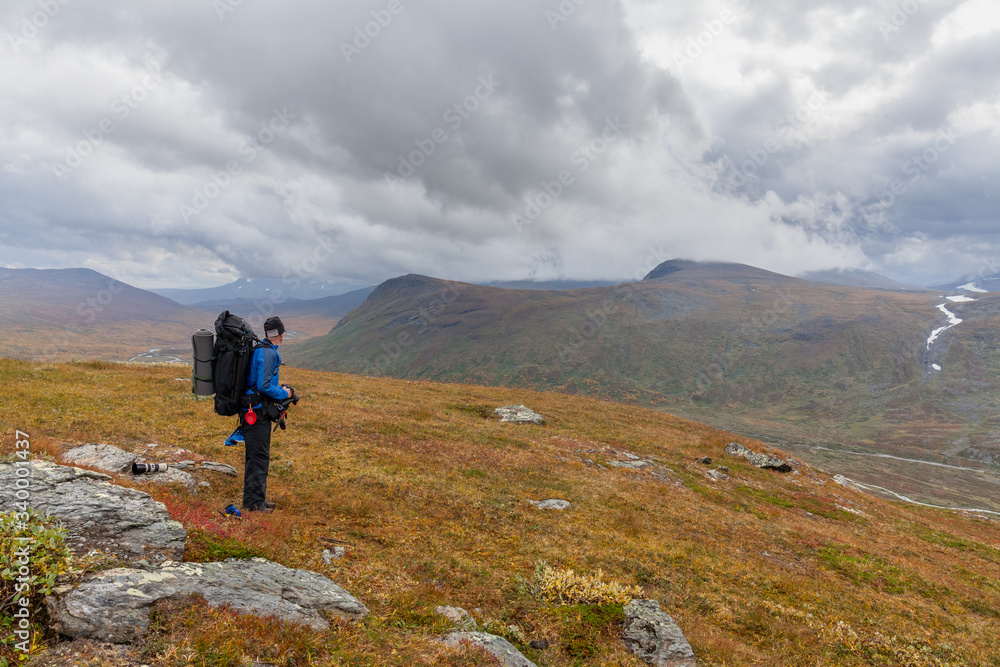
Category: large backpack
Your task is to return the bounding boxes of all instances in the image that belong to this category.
[211,311,262,416]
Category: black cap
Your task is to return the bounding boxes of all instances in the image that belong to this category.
[264,316,285,339]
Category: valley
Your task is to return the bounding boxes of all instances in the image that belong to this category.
[4,262,1000,515]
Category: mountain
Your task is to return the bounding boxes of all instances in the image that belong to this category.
[211,286,378,342]
[4,359,1000,665]
[933,273,1000,293]
[0,267,192,326]
[481,279,619,290]
[798,268,930,292]
[284,260,1000,490]
[0,267,212,362]
[153,277,372,306]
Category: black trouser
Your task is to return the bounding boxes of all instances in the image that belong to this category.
[242,415,272,510]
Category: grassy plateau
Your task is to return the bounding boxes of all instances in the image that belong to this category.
[1,359,999,665]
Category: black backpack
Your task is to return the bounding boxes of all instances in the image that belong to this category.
[211,311,262,416]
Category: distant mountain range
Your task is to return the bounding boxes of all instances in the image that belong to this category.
[0,268,212,362]
[798,268,931,292]
[284,259,1000,472]
[7,262,1000,475]
[152,277,372,306]
[154,277,621,306]
[0,270,370,361]
[933,273,1000,293]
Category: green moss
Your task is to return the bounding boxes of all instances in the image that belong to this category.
[184,529,263,562]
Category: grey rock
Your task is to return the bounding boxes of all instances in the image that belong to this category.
[435,605,477,629]
[495,405,545,424]
[62,443,138,473]
[608,460,653,469]
[622,599,698,666]
[706,469,729,481]
[724,443,792,473]
[63,443,199,491]
[696,457,712,465]
[442,631,536,667]
[173,460,239,476]
[529,499,571,510]
[47,558,369,643]
[0,461,185,561]
[130,466,197,493]
[322,546,346,564]
[529,639,549,650]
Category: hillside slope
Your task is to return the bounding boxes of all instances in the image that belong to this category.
[285,262,965,446]
[0,268,212,362]
[2,359,999,666]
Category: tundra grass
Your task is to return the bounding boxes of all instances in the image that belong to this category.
[1,358,999,666]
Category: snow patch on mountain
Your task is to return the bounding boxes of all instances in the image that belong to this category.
[926,303,963,350]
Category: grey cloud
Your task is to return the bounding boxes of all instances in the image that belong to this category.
[0,0,997,288]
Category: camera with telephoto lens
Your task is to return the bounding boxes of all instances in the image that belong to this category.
[132,462,168,475]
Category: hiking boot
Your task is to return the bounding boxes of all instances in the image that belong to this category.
[244,501,275,512]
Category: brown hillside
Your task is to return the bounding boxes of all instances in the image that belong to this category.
[2,359,998,666]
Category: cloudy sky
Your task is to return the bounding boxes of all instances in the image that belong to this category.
[0,0,997,289]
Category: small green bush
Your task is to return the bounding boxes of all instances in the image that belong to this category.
[1,511,84,663]
[0,511,79,613]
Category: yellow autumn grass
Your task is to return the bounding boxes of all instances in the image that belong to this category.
[1,358,998,666]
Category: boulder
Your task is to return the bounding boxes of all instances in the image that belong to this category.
[47,558,369,643]
[129,466,198,493]
[495,405,545,424]
[529,499,571,510]
[62,443,139,473]
[435,605,477,629]
[173,460,239,476]
[0,461,185,561]
[441,631,536,667]
[622,599,698,666]
[62,443,234,490]
[724,443,792,473]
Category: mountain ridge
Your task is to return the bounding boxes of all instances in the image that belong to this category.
[284,259,1000,510]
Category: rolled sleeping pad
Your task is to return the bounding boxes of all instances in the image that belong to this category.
[191,328,215,396]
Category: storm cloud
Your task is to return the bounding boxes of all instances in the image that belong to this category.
[0,0,997,288]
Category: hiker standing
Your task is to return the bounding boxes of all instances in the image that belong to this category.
[242,316,293,512]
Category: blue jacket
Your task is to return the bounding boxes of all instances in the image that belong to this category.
[245,340,286,402]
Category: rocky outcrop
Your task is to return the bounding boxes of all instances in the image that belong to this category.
[495,405,545,424]
[0,461,185,561]
[442,631,537,667]
[172,460,239,476]
[622,599,698,666]
[724,443,792,473]
[608,460,653,469]
[47,558,370,643]
[62,443,138,473]
[61,443,236,492]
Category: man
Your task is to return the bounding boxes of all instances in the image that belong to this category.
[242,315,294,512]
